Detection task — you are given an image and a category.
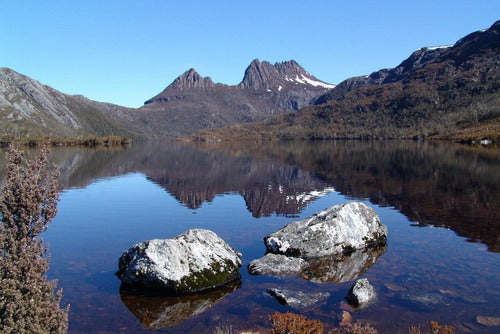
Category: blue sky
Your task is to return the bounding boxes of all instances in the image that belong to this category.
[1,1,498,107]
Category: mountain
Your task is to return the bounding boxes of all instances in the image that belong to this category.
[0,68,145,140]
[188,20,500,142]
[0,60,334,140]
[133,59,334,137]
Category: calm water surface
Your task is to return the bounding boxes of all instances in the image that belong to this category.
[1,141,499,333]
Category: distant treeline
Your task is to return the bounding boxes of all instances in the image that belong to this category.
[0,136,131,148]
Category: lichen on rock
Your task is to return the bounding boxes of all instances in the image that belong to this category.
[116,229,242,294]
[263,202,387,258]
[345,278,377,309]
[249,202,387,281]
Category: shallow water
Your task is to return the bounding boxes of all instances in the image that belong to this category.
[2,141,499,333]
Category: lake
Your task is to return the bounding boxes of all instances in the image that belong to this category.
[1,140,499,333]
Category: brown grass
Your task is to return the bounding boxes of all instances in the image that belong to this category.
[407,321,455,334]
[270,312,324,334]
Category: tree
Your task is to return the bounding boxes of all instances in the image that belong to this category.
[0,145,68,333]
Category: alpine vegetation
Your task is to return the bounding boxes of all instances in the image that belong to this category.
[0,146,68,334]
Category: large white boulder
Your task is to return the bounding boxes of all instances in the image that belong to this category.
[264,202,387,258]
[116,229,242,294]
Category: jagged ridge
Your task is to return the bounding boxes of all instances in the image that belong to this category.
[134,59,335,137]
[189,20,500,142]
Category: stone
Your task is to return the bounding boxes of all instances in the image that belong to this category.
[461,295,488,303]
[248,253,308,277]
[116,229,242,294]
[476,316,500,327]
[339,311,353,327]
[267,288,330,309]
[397,292,447,311]
[345,278,376,309]
[384,283,406,291]
[264,202,387,258]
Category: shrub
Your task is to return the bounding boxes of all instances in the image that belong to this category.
[329,321,378,334]
[270,312,324,334]
[408,321,455,334]
[0,145,68,333]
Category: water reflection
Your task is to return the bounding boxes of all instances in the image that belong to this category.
[120,280,241,329]
[301,247,387,283]
[1,141,498,333]
[1,140,498,251]
[191,141,500,252]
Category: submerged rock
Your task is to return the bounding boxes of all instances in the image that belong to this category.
[476,316,500,327]
[116,229,242,294]
[248,253,308,277]
[267,287,330,309]
[264,202,387,258]
[120,280,241,329]
[396,292,447,311]
[345,278,376,309]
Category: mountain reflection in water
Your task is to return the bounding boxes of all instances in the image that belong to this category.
[1,140,498,333]
[3,140,494,252]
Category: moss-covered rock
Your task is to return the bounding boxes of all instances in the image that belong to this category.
[116,229,242,294]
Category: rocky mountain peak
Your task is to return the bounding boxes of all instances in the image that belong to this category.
[169,68,215,91]
[239,59,278,90]
[240,59,334,90]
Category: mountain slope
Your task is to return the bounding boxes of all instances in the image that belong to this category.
[133,59,334,137]
[0,59,334,139]
[188,21,500,142]
[0,68,145,140]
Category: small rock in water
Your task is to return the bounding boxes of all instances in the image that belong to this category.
[116,229,242,294]
[345,278,376,309]
[384,283,406,291]
[248,253,307,277]
[267,287,330,309]
[476,316,500,327]
[339,311,353,327]
[461,295,488,303]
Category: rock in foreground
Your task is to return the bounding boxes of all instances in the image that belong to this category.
[264,202,387,258]
[267,288,330,309]
[345,278,376,309]
[248,253,308,277]
[116,229,242,294]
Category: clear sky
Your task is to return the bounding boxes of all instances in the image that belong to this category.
[1,1,498,108]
